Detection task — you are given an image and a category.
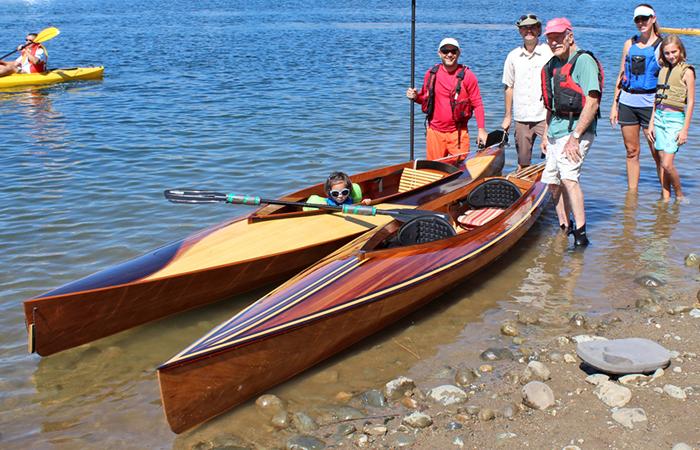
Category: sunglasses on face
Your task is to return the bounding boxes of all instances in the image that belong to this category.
[634,15,652,24]
[329,188,350,198]
[440,47,459,55]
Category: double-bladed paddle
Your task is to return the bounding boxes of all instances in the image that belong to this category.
[164,189,451,223]
[1,27,60,60]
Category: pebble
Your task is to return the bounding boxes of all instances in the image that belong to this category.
[427,385,468,406]
[561,446,581,450]
[292,412,318,433]
[402,411,433,428]
[663,384,687,400]
[480,347,514,361]
[650,368,665,381]
[611,407,647,429]
[479,364,493,373]
[594,381,632,408]
[478,408,496,421]
[525,361,551,381]
[673,367,682,373]
[689,308,700,318]
[445,421,463,430]
[634,275,665,288]
[502,402,520,419]
[683,253,699,267]
[521,381,555,410]
[255,394,286,418]
[571,335,607,344]
[335,424,356,436]
[556,336,571,346]
[354,434,369,448]
[513,336,526,345]
[517,311,540,325]
[636,297,662,314]
[271,410,290,429]
[564,353,577,363]
[286,434,326,450]
[454,368,479,387]
[334,391,353,403]
[672,443,693,450]
[453,436,465,448]
[618,374,650,386]
[500,322,520,336]
[392,433,416,447]
[497,432,517,440]
[400,397,418,409]
[359,389,386,408]
[363,424,387,436]
[384,377,416,401]
[568,313,588,328]
[585,374,609,385]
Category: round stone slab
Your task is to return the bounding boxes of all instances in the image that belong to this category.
[576,338,671,374]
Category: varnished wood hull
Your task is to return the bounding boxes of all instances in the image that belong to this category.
[157,167,549,433]
[24,148,504,356]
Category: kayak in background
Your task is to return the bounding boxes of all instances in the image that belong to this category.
[0,66,104,89]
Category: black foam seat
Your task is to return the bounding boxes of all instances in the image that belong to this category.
[397,215,456,246]
[466,179,521,209]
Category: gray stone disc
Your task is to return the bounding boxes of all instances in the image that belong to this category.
[575,338,671,374]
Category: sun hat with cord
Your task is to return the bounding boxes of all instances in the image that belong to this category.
[516,14,541,27]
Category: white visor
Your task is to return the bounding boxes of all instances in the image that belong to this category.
[633,5,655,19]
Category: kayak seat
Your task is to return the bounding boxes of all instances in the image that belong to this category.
[467,179,521,209]
[398,168,444,193]
[457,207,504,230]
[397,215,456,246]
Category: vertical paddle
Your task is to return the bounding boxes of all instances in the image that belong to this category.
[409,0,416,161]
[0,27,60,60]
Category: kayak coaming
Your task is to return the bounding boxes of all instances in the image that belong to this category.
[24,148,503,357]
[157,167,549,433]
[0,66,104,89]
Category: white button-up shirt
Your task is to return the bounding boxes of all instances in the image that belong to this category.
[502,42,553,123]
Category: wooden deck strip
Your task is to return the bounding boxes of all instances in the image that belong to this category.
[144,203,411,279]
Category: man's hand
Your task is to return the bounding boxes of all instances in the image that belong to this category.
[406,88,418,101]
[564,135,582,163]
[477,128,488,148]
[501,115,512,133]
[540,135,549,155]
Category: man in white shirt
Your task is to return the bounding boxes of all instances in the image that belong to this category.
[501,14,553,169]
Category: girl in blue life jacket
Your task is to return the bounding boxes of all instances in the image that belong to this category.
[648,35,696,201]
[609,4,663,192]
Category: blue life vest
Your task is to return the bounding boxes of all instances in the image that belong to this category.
[621,35,661,94]
[326,196,353,207]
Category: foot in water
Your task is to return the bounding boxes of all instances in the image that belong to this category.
[560,219,574,236]
[572,224,589,247]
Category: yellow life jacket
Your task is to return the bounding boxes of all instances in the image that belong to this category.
[656,62,695,110]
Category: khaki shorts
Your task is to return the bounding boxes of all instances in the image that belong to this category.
[541,132,594,184]
[514,121,546,166]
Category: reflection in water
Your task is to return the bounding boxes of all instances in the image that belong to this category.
[0,89,68,149]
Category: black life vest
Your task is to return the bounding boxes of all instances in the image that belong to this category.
[541,50,604,127]
[422,64,472,125]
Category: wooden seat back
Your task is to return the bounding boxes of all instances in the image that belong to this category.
[397,168,444,193]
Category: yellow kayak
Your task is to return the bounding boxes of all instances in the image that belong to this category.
[0,66,104,89]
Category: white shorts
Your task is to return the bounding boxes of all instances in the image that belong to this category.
[541,132,594,185]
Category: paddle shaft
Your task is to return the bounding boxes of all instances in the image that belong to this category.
[409,0,416,161]
[660,27,700,36]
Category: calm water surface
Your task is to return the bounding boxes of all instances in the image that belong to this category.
[1,0,699,448]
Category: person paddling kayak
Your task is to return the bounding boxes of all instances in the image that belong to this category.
[0,32,48,77]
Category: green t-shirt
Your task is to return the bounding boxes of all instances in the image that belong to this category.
[547,51,601,139]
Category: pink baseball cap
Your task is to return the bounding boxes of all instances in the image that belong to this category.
[544,17,573,35]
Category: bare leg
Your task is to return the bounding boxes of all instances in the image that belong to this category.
[561,179,585,228]
[548,184,571,228]
[659,151,683,200]
[0,61,18,77]
[621,124,641,191]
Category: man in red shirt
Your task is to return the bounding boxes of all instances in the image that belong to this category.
[407,37,488,160]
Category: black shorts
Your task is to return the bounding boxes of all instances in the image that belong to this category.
[618,103,652,128]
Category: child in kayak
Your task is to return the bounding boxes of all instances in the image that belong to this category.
[648,35,696,201]
[306,171,371,208]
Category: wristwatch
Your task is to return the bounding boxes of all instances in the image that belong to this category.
[572,130,581,140]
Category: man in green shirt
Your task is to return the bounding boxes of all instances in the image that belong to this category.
[540,17,602,247]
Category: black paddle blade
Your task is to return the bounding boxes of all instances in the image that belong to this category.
[164,189,228,204]
[479,129,508,150]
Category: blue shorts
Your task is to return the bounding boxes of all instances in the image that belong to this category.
[654,109,685,154]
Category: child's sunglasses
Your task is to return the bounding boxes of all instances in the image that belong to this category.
[329,188,350,198]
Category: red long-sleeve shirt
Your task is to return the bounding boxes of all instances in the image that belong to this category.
[414,64,486,133]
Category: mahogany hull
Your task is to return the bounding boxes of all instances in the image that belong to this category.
[24,148,504,356]
[158,171,549,433]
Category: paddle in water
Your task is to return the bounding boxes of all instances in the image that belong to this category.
[164,189,451,223]
[0,27,60,60]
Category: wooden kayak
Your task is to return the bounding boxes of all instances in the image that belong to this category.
[157,163,549,433]
[0,67,104,89]
[24,146,504,357]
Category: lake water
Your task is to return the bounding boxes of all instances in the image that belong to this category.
[1,0,699,448]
